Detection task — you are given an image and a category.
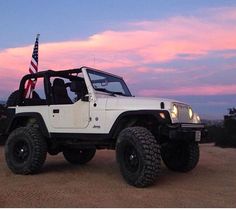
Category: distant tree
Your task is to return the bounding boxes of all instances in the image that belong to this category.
[228,107,236,115]
[0,104,6,118]
[213,108,236,148]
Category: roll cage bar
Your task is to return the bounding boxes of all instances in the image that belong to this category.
[17,66,128,106]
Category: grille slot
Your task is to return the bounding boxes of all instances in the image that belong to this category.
[177,104,190,123]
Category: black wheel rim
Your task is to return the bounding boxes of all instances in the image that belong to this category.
[13,140,30,163]
[124,144,140,173]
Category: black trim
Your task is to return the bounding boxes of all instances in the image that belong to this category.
[179,123,205,129]
[0,108,14,142]
[50,132,110,141]
[160,102,165,109]
[164,123,205,142]
[50,133,113,148]
[7,112,50,138]
[167,123,205,130]
[53,109,59,114]
[2,108,16,135]
[109,110,172,138]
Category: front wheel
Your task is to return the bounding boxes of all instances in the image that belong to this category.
[63,148,96,165]
[161,141,199,172]
[116,127,161,188]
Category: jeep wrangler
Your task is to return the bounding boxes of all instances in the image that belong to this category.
[4,66,204,187]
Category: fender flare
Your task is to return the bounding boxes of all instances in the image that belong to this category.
[7,112,50,138]
[109,110,171,138]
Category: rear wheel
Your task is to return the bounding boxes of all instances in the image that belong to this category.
[116,127,161,188]
[5,127,47,174]
[161,141,199,172]
[63,148,96,165]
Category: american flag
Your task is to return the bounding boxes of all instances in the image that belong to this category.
[24,34,40,98]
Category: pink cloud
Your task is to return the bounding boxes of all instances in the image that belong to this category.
[136,66,176,73]
[1,7,236,99]
[139,84,236,97]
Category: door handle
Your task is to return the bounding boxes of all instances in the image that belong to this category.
[53,109,60,114]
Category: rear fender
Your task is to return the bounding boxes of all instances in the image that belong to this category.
[7,112,50,138]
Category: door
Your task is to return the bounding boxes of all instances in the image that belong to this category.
[49,100,90,129]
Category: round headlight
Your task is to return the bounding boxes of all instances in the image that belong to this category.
[188,108,193,119]
[172,105,178,117]
[196,115,200,122]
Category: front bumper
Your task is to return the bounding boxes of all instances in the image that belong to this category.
[166,123,205,142]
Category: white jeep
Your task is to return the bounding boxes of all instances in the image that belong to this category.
[4,67,204,187]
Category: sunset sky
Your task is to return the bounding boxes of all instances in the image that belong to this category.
[1,0,236,119]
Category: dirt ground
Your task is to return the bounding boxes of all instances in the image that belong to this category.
[0,143,235,208]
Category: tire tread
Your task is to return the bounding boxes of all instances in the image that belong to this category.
[117,127,161,187]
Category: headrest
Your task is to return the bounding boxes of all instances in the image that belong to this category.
[53,78,65,87]
[70,80,86,92]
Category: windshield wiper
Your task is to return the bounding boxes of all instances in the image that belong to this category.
[95,88,117,97]
[111,91,127,96]
[95,88,129,97]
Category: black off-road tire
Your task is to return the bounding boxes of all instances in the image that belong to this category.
[0,117,7,146]
[0,135,7,146]
[161,141,199,172]
[6,90,19,107]
[5,127,47,174]
[63,148,96,165]
[116,127,161,188]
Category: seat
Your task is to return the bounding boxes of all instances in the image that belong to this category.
[32,91,40,99]
[52,78,72,104]
[70,80,88,101]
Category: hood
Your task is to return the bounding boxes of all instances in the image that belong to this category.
[105,96,185,110]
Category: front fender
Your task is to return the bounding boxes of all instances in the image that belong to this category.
[109,110,171,138]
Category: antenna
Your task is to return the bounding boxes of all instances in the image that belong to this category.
[93,55,96,67]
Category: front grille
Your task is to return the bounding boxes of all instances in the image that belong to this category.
[176,104,190,123]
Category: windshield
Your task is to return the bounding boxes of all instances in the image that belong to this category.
[87,69,132,96]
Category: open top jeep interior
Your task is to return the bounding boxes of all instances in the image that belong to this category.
[19,68,88,106]
[18,67,131,106]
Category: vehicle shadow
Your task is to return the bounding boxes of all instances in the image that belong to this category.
[41,156,118,175]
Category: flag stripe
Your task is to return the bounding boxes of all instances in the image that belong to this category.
[29,67,34,74]
[24,34,39,98]
[30,60,37,71]
[31,58,37,66]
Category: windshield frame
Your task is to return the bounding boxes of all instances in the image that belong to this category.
[86,68,132,97]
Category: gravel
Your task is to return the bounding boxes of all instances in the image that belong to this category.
[0,143,235,207]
